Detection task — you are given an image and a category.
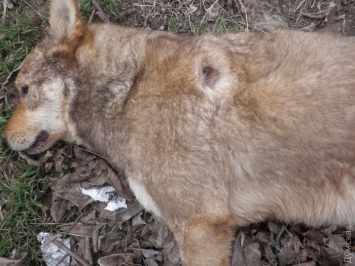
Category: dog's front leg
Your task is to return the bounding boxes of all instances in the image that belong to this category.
[171,216,236,266]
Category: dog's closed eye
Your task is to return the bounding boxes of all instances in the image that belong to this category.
[21,86,29,97]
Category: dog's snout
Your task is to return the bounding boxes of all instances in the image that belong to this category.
[1,135,8,149]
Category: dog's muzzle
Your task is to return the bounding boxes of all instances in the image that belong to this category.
[30,130,49,149]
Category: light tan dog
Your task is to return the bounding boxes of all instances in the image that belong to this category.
[2,0,355,265]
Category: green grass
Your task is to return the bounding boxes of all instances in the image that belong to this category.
[0,99,49,265]
[0,93,48,266]
[79,0,93,19]
[0,5,46,266]
[196,13,209,35]
[79,0,123,19]
[196,15,241,35]
[101,0,123,17]
[0,0,121,264]
[168,19,180,33]
[0,9,40,79]
[0,162,48,264]
[213,17,242,33]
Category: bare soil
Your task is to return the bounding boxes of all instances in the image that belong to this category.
[1,0,355,265]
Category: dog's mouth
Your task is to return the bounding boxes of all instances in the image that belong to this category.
[24,130,50,154]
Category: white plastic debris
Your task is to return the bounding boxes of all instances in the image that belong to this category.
[37,232,71,266]
[189,4,197,13]
[81,186,127,211]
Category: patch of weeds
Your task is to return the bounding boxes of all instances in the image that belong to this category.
[0,95,47,265]
[79,0,93,19]
[0,98,11,132]
[0,156,49,265]
[268,0,279,6]
[0,9,40,80]
[213,17,242,33]
[196,14,209,35]
[169,19,180,33]
[0,5,47,265]
[101,0,123,17]
[79,0,123,20]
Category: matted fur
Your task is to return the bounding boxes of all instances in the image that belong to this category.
[3,0,355,265]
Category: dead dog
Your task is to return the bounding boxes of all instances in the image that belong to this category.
[2,0,355,265]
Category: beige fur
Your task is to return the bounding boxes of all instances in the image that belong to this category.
[2,0,355,265]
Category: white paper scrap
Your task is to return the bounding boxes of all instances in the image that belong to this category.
[37,232,71,266]
[81,186,127,211]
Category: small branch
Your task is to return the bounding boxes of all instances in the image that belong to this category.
[21,0,47,20]
[234,0,249,31]
[2,0,8,24]
[19,152,40,167]
[302,12,325,20]
[293,0,307,13]
[91,0,110,23]
[52,239,90,266]
[88,9,95,24]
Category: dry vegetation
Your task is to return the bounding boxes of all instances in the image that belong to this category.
[1,0,355,265]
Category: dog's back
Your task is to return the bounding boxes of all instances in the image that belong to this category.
[226,31,355,226]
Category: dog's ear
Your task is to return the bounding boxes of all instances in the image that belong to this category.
[48,0,84,43]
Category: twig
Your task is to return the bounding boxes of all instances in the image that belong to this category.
[2,0,8,24]
[88,9,95,24]
[91,0,110,23]
[293,0,307,13]
[84,236,93,265]
[302,12,325,19]
[234,0,249,31]
[299,22,316,31]
[21,0,46,21]
[76,146,108,160]
[1,66,21,87]
[274,225,287,251]
[19,152,40,167]
[132,4,155,7]
[311,0,317,9]
[277,0,292,28]
[237,20,266,33]
[52,239,90,266]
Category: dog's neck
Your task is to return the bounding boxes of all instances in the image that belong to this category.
[67,25,193,168]
[68,25,150,165]
[67,25,204,169]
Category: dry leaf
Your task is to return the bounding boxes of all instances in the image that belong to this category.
[0,250,27,266]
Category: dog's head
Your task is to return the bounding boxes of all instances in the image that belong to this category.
[2,0,85,154]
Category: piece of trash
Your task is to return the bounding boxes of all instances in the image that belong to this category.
[37,232,71,266]
[189,4,197,14]
[81,186,127,211]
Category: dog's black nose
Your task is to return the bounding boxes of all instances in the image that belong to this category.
[30,130,49,149]
[1,136,8,149]
[37,130,49,142]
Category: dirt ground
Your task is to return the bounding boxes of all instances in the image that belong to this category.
[1,0,355,265]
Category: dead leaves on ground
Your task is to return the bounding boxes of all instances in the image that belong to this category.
[233,223,354,266]
[0,250,27,266]
[116,0,355,35]
[34,146,180,265]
